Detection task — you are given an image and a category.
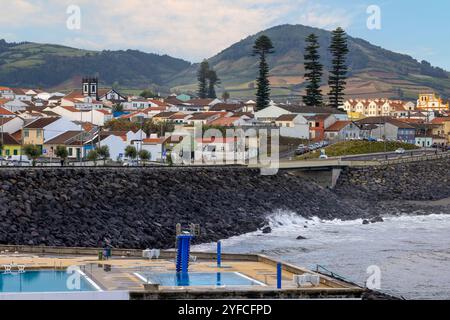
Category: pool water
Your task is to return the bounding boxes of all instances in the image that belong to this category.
[138,272,263,287]
[0,270,97,293]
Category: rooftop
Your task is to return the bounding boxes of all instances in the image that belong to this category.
[24,117,60,129]
[326,121,352,132]
[0,132,20,145]
[44,131,84,145]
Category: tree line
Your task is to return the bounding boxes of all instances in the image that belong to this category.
[252,27,349,110]
[197,27,350,110]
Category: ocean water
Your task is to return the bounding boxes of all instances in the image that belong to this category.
[193,211,450,299]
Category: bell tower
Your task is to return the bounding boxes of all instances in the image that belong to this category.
[82,77,99,100]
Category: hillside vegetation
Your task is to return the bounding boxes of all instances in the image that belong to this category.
[170,24,450,100]
[0,39,191,89]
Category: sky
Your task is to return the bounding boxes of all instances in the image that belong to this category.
[0,0,449,70]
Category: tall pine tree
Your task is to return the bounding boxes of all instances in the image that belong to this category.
[207,70,220,99]
[197,60,209,98]
[303,33,323,107]
[252,35,274,111]
[328,27,349,108]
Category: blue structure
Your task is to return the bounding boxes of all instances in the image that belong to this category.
[217,241,222,268]
[277,263,282,289]
[176,234,193,273]
[176,272,190,286]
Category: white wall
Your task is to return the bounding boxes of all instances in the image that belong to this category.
[101,135,128,160]
[44,118,81,142]
[280,124,309,139]
[0,117,24,134]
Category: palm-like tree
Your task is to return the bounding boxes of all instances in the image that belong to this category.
[97,145,110,166]
[138,149,151,166]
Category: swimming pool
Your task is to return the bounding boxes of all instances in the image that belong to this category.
[0,270,98,293]
[135,272,265,287]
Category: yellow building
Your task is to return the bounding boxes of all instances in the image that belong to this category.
[417,93,449,112]
[22,118,60,147]
[0,133,21,157]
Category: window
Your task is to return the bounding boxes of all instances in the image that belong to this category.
[24,130,29,138]
[36,130,42,138]
[83,84,88,93]
[68,148,73,156]
[13,149,18,155]
[6,149,10,156]
[91,85,96,93]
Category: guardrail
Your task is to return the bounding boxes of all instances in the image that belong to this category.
[375,152,450,166]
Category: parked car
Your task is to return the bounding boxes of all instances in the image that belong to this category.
[395,148,405,154]
[123,159,139,166]
[6,155,32,166]
[295,147,309,155]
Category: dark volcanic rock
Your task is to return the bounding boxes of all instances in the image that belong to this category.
[370,216,384,224]
[3,160,446,250]
[296,235,307,240]
[262,227,272,234]
[0,167,367,249]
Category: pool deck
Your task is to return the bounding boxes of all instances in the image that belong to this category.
[0,245,365,300]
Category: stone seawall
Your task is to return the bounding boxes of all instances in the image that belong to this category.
[0,167,363,249]
[335,158,450,201]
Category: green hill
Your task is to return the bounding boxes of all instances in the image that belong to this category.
[0,39,191,89]
[169,24,450,100]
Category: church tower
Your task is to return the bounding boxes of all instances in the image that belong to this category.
[82,77,99,100]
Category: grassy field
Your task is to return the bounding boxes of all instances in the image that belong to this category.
[297,140,420,159]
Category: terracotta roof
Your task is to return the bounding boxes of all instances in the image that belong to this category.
[232,112,254,118]
[11,88,26,95]
[100,131,127,141]
[208,117,241,126]
[165,97,185,105]
[24,117,59,129]
[44,131,84,145]
[61,105,80,113]
[169,114,190,120]
[431,117,450,124]
[209,103,244,112]
[153,112,178,118]
[0,132,20,145]
[275,114,298,121]
[148,99,168,107]
[95,109,111,115]
[0,106,15,116]
[187,99,214,106]
[326,121,352,132]
[0,117,15,125]
[143,137,167,144]
[189,112,224,120]
[0,98,12,105]
[305,114,333,121]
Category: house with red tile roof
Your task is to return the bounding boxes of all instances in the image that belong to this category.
[325,121,362,141]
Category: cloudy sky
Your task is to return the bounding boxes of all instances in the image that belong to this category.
[1,0,449,69]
